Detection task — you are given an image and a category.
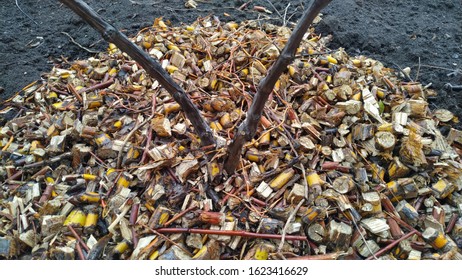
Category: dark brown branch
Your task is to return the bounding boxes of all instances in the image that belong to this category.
[58,0,215,147]
[224,0,332,174]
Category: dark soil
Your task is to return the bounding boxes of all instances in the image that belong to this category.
[1,0,461,120]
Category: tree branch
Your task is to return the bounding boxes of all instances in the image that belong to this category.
[224,0,332,174]
[58,0,215,147]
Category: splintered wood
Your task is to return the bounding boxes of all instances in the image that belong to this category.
[1,16,462,260]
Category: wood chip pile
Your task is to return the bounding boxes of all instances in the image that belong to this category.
[1,17,462,260]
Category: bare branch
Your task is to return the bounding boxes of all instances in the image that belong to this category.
[58,0,215,147]
[224,0,332,174]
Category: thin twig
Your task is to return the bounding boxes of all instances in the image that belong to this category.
[129,0,162,4]
[163,205,198,227]
[155,227,308,241]
[392,62,413,82]
[75,243,86,260]
[265,0,283,21]
[15,0,38,25]
[415,57,421,82]
[22,152,72,169]
[140,126,152,164]
[61,32,100,53]
[351,216,378,260]
[67,225,90,252]
[411,64,459,72]
[116,116,153,169]
[282,3,291,27]
[387,212,422,237]
[277,199,305,255]
[78,78,114,94]
[446,213,458,234]
[238,0,252,10]
[297,163,309,202]
[67,82,83,103]
[141,225,193,257]
[366,230,418,260]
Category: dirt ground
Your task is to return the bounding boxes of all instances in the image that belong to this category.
[1,0,461,122]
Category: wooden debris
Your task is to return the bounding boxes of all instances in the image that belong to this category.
[1,14,461,260]
[328,220,352,251]
[0,236,16,258]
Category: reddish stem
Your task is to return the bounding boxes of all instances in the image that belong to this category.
[446,213,458,234]
[140,126,152,164]
[389,215,422,237]
[163,205,198,227]
[67,225,91,252]
[366,230,418,260]
[67,83,83,103]
[7,170,23,182]
[78,78,114,94]
[155,227,308,241]
[129,203,140,225]
[75,243,87,260]
[38,184,54,204]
